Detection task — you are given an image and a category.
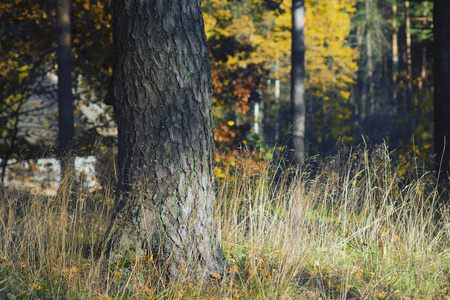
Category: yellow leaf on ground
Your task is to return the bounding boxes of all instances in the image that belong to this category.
[228,265,239,274]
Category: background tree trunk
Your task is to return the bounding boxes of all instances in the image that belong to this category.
[290,0,306,163]
[392,0,399,114]
[105,0,225,279]
[56,0,74,175]
[433,0,450,183]
[419,2,429,109]
[405,0,413,117]
[365,0,375,117]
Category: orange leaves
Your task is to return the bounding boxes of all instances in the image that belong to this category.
[82,1,90,10]
[214,149,267,182]
[203,0,359,151]
[204,0,286,149]
[215,122,236,143]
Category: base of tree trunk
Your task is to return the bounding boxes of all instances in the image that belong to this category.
[99,192,227,281]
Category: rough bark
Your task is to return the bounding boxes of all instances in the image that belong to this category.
[56,0,74,174]
[434,0,450,183]
[290,0,306,163]
[105,0,225,279]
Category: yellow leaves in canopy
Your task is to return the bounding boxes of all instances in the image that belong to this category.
[203,0,359,147]
[216,9,232,22]
[249,34,264,46]
[203,0,358,91]
[203,0,292,77]
[305,0,358,90]
[340,90,351,100]
[226,55,246,69]
[17,64,31,83]
[228,15,256,39]
[203,14,217,38]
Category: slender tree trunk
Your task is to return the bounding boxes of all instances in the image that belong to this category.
[274,57,281,145]
[356,25,366,123]
[253,101,260,135]
[392,0,399,114]
[433,0,450,183]
[381,42,390,113]
[405,0,413,114]
[419,2,428,107]
[274,78,281,145]
[56,0,74,175]
[290,0,306,163]
[419,47,427,109]
[366,30,375,117]
[364,0,375,117]
[419,48,426,98]
[105,0,225,279]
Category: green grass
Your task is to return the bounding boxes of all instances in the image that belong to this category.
[1,144,450,299]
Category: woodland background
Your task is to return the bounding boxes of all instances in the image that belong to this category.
[3,1,450,299]
[0,0,435,180]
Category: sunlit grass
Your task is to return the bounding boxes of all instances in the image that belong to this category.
[1,144,450,299]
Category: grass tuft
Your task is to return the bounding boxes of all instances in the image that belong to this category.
[1,144,450,299]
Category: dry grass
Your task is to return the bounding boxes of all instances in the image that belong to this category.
[1,144,450,299]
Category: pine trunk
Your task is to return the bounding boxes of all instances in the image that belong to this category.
[105,0,225,279]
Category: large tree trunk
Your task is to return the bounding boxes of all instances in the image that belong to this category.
[434,0,450,183]
[290,0,306,163]
[104,0,225,279]
[56,0,74,175]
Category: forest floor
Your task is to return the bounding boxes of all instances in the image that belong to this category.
[1,145,450,299]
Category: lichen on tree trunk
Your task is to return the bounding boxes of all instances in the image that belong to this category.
[104,0,226,279]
